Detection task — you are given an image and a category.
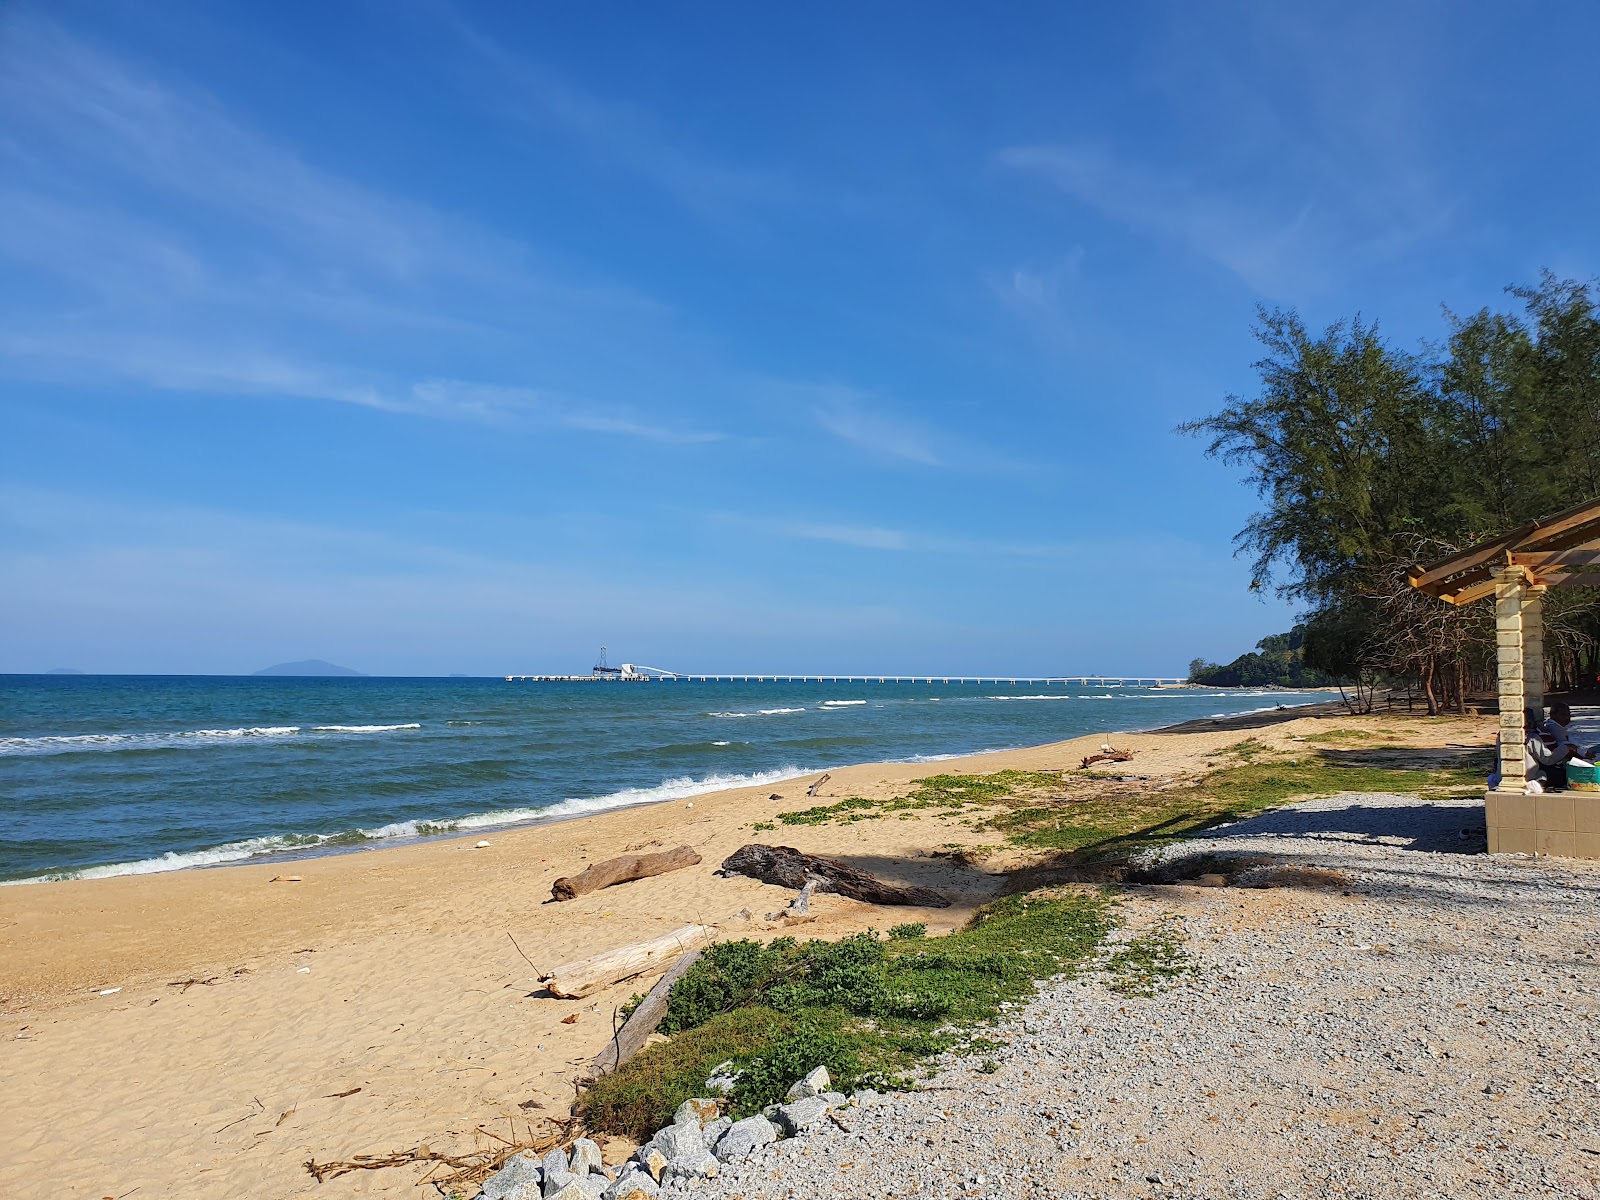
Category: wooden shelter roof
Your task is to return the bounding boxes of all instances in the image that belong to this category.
[1409,497,1600,605]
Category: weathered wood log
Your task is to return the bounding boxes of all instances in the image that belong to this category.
[551,845,702,902]
[1080,747,1134,769]
[720,844,950,908]
[588,946,705,1078]
[544,923,713,1000]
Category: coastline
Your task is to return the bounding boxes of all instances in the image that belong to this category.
[0,695,1411,1200]
[2,690,1348,887]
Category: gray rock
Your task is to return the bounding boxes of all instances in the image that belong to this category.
[700,1115,732,1150]
[775,1095,832,1135]
[634,1147,668,1182]
[571,1177,606,1200]
[713,1115,780,1162]
[821,1090,847,1106]
[603,1165,660,1200]
[661,1148,720,1184]
[544,1183,591,1200]
[480,1151,542,1200]
[646,1122,703,1162]
[672,1097,720,1128]
[784,1065,831,1100]
[541,1147,574,1197]
[568,1138,603,1177]
[705,1061,741,1095]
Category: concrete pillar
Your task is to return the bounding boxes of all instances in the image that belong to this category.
[1494,567,1529,793]
[1523,584,1547,710]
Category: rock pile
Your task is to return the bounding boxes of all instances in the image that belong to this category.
[479,1068,853,1200]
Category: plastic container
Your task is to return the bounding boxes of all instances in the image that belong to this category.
[1566,761,1600,792]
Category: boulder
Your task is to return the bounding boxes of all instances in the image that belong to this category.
[661,1149,720,1184]
[712,1115,780,1162]
[568,1139,603,1176]
[822,1091,847,1107]
[705,1060,740,1095]
[700,1115,732,1151]
[481,1152,542,1200]
[672,1097,720,1128]
[651,1122,705,1162]
[775,1095,832,1135]
[603,1166,660,1200]
[635,1147,669,1183]
[541,1147,574,1197]
[785,1066,831,1101]
[571,1178,606,1200]
[544,1183,591,1200]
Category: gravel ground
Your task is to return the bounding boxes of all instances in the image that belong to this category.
[678,794,1600,1200]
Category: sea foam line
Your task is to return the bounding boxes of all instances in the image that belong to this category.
[0,723,421,756]
[3,765,812,885]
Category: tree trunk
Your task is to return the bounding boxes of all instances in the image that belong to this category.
[543,924,714,999]
[551,845,702,902]
[588,947,705,1079]
[719,844,951,908]
[1422,659,1438,716]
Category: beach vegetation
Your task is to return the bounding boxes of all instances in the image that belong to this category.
[775,770,1064,826]
[988,755,1485,858]
[1103,924,1193,997]
[578,890,1115,1139]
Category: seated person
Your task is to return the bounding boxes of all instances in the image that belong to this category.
[1525,706,1567,789]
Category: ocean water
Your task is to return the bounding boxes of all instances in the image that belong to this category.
[0,675,1332,883]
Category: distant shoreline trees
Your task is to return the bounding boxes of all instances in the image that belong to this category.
[1187,627,1330,689]
[1184,272,1600,714]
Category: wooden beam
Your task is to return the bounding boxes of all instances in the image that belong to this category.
[1439,578,1502,606]
[1510,544,1600,571]
[1546,572,1600,589]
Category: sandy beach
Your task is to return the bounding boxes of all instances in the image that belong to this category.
[0,703,1487,1200]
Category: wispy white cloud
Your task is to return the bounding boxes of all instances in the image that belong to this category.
[712,511,1076,560]
[998,144,1323,296]
[809,388,943,467]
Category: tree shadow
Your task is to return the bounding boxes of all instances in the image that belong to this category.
[1311,746,1492,771]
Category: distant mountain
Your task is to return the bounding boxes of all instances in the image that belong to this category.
[253,659,365,677]
[47,667,85,674]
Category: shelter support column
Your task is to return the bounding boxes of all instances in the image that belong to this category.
[1523,584,1546,712]
[1493,568,1527,796]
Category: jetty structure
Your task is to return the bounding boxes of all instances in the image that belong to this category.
[506,651,1187,686]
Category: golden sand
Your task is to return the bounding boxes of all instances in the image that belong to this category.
[0,706,1487,1199]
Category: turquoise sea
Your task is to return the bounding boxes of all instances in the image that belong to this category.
[0,675,1332,883]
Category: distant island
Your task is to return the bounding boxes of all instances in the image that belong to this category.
[252,659,365,677]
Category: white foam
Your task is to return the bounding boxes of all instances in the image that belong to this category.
[0,723,421,756]
[5,765,814,885]
[820,700,867,707]
[706,707,806,718]
[311,724,422,733]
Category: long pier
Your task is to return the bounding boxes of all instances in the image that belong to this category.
[504,672,1188,685]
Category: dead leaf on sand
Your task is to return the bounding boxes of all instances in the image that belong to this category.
[269,875,302,883]
[324,1087,362,1099]
[560,1013,579,1024]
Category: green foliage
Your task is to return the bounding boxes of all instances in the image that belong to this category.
[1104,926,1193,997]
[1188,625,1330,687]
[1184,274,1600,698]
[617,992,645,1023]
[987,755,1485,858]
[888,922,927,939]
[777,770,1064,827]
[580,892,1116,1137]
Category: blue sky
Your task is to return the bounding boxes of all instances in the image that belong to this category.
[2,1,1596,676]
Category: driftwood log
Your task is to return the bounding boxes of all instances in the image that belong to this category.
[720,844,950,908]
[1080,747,1134,768]
[588,947,705,1078]
[551,845,701,902]
[543,923,713,999]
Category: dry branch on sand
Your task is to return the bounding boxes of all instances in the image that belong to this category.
[588,946,705,1078]
[719,843,951,908]
[550,845,701,902]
